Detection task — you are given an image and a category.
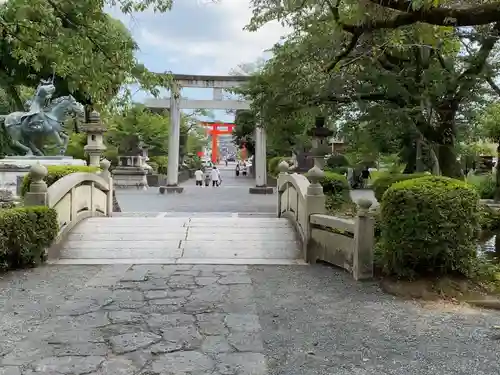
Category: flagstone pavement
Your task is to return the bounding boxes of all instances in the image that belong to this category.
[1,264,499,375]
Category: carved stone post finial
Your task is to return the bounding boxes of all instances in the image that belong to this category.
[356,199,373,216]
[306,165,325,196]
[99,158,111,179]
[277,160,290,174]
[25,163,49,207]
[29,163,48,193]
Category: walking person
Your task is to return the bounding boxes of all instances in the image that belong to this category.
[204,168,211,187]
[217,167,222,186]
[194,168,204,187]
[211,166,220,187]
[241,162,247,176]
[235,163,240,177]
[360,166,371,189]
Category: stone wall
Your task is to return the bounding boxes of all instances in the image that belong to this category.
[146,170,193,187]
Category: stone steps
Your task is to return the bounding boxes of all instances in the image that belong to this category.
[54,216,305,265]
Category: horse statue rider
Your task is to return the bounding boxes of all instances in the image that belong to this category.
[22,78,56,132]
[0,77,84,156]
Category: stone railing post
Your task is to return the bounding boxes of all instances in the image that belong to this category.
[352,199,374,280]
[25,164,49,207]
[99,159,113,216]
[303,165,326,260]
[276,160,290,217]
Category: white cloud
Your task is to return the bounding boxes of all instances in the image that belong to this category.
[137,0,290,75]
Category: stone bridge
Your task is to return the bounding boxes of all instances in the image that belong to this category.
[1,162,497,375]
[24,160,374,279]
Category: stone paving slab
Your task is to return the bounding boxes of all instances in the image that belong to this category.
[2,264,498,375]
[0,264,267,375]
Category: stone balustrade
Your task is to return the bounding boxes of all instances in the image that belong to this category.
[276,161,375,280]
[25,159,113,258]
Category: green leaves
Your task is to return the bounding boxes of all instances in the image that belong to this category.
[0,0,175,110]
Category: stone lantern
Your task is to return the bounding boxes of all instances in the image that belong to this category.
[138,140,153,174]
[307,116,333,170]
[82,110,107,167]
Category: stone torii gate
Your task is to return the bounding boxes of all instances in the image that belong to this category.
[145,74,272,194]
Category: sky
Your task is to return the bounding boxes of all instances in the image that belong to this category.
[107,0,289,122]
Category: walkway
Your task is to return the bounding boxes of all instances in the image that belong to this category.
[57,216,302,265]
[1,264,499,375]
[115,164,276,215]
[55,163,301,265]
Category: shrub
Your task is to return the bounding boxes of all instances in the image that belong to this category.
[324,166,348,176]
[151,156,168,175]
[0,206,58,271]
[320,171,352,211]
[21,165,99,197]
[372,172,429,202]
[478,203,500,232]
[268,156,286,177]
[148,161,159,173]
[377,176,480,278]
[320,171,349,196]
[467,173,495,199]
[326,154,349,169]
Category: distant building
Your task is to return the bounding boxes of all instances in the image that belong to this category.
[329,137,346,154]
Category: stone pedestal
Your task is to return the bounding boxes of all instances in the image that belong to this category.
[249,186,274,194]
[112,156,148,190]
[159,185,184,194]
[249,126,273,194]
[0,156,86,195]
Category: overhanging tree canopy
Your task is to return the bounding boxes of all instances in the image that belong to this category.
[241,0,500,176]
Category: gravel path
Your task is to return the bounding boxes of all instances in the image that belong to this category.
[0,264,499,374]
[250,265,500,375]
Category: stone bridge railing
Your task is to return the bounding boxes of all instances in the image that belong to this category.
[276,162,375,280]
[25,159,113,258]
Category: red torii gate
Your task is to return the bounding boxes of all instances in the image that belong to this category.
[200,122,235,163]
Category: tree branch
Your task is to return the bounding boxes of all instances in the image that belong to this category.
[314,92,407,107]
[486,76,500,96]
[454,22,500,100]
[325,0,500,71]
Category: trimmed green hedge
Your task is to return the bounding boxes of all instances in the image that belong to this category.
[0,207,58,271]
[150,156,168,175]
[467,174,495,199]
[326,154,349,168]
[320,172,351,211]
[377,176,480,278]
[21,165,98,196]
[373,172,429,201]
[268,156,286,177]
[320,171,349,196]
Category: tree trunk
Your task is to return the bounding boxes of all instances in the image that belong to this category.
[437,143,461,178]
[416,138,424,172]
[429,145,440,175]
[435,110,462,178]
[494,142,500,202]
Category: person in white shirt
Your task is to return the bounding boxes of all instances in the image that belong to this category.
[210,166,220,187]
[194,168,203,187]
